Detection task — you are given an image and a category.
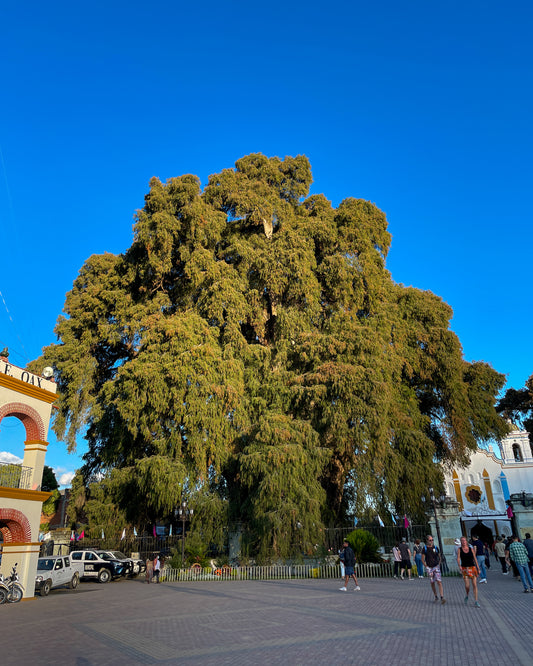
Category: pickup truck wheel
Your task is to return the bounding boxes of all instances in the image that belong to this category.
[98,568,111,584]
[41,580,52,596]
[69,573,79,589]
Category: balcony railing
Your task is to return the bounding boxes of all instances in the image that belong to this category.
[0,461,34,490]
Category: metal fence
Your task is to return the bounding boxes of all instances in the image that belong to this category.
[68,535,184,560]
[160,561,396,583]
[0,461,33,490]
[66,525,431,562]
[324,524,431,553]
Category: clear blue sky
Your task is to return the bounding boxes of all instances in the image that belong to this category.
[1,2,532,486]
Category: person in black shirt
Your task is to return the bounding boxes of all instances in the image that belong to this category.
[457,536,481,607]
[339,540,360,592]
[421,535,446,604]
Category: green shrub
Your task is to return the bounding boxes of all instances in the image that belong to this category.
[345,529,382,563]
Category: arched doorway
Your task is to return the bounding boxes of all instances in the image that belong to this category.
[468,520,493,546]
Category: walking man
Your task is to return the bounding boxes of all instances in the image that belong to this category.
[506,536,533,593]
[471,534,487,583]
[399,538,413,580]
[495,537,507,574]
[421,535,446,604]
[523,532,533,577]
[339,540,360,591]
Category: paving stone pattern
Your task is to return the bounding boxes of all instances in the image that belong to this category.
[1,568,531,665]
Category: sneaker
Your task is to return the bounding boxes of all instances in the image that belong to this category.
[393,575,398,579]
[434,596,439,603]
[354,586,360,591]
[523,589,530,593]
[339,587,347,591]
[441,598,446,605]
[464,596,469,605]
[419,575,424,579]
[400,575,404,580]
[474,601,480,608]
[479,578,487,583]
[503,572,509,575]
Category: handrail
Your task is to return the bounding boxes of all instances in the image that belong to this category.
[0,461,34,490]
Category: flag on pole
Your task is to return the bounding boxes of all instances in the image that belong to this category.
[70,530,75,541]
[403,515,410,529]
[153,525,156,537]
[391,515,397,525]
[133,527,137,537]
[101,529,105,539]
[506,505,514,518]
[121,528,126,540]
[377,515,384,527]
[169,524,172,537]
[78,530,84,540]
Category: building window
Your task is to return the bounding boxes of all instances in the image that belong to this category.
[512,444,522,462]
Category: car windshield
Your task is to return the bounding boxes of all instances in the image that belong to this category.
[37,559,55,571]
[110,552,127,559]
[96,552,114,561]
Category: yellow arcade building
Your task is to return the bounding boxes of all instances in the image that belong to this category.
[0,356,56,599]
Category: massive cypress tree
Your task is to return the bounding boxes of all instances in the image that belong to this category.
[31,154,509,557]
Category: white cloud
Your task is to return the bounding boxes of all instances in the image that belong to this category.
[0,451,23,464]
[59,471,76,487]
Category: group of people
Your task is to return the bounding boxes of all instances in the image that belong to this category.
[338,532,533,606]
[145,553,163,583]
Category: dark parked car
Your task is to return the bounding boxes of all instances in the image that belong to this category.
[70,550,126,583]
[96,550,146,577]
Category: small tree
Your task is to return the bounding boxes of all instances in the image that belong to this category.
[42,465,59,491]
[346,529,382,563]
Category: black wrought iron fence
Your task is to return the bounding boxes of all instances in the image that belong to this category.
[66,524,430,563]
[68,535,184,561]
[324,524,431,553]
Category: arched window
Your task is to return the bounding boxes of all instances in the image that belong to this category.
[493,479,502,494]
[512,444,523,462]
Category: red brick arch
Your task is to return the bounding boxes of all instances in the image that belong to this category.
[0,508,32,543]
[0,402,46,441]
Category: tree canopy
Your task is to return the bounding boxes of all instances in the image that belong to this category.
[497,375,533,440]
[31,153,509,558]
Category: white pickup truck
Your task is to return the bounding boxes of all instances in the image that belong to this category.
[35,555,83,596]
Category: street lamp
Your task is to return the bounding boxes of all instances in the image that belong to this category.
[175,501,193,564]
[429,487,448,573]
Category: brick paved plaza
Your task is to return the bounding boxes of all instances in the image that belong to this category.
[2,567,531,665]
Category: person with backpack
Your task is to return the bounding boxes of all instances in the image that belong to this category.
[421,534,446,604]
[339,540,361,592]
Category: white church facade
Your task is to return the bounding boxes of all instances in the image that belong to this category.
[440,426,533,548]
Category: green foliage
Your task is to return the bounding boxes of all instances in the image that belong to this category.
[183,531,210,567]
[42,466,59,491]
[168,549,185,569]
[0,463,21,488]
[30,153,509,560]
[497,378,533,444]
[42,489,61,516]
[345,529,382,563]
